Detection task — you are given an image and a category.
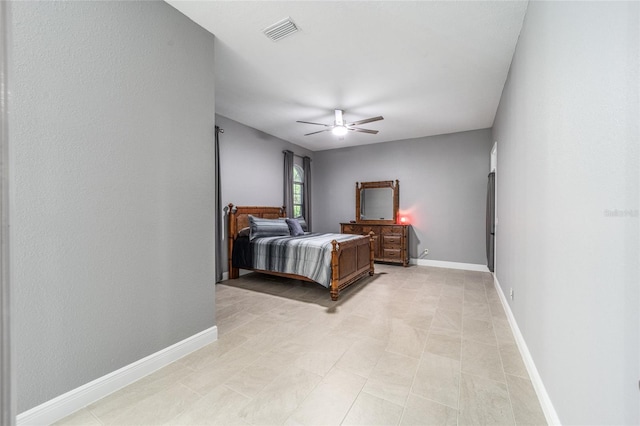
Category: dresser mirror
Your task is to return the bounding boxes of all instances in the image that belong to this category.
[355,180,399,224]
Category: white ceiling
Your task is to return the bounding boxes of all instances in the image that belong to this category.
[166,1,528,152]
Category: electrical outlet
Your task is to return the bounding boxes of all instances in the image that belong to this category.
[510,288,514,300]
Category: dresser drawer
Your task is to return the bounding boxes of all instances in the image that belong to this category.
[383,248,402,260]
[342,224,378,235]
[379,226,400,235]
[341,224,358,234]
[382,235,401,247]
[342,224,369,235]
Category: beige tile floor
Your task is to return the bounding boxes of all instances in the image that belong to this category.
[58,265,547,425]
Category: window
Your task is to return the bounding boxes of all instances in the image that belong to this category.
[293,164,304,218]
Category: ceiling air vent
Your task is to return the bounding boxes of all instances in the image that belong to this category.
[263,17,299,42]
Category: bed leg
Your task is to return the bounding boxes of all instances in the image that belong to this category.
[229,267,239,279]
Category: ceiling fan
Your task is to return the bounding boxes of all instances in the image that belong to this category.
[297,110,383,137]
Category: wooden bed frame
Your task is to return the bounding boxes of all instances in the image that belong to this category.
[227,204,374,301]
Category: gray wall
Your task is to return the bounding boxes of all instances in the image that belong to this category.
[313,129,493,265]
[215,115,313,273]
[0,2,11,424]
[10,1,216,412]
[492,1,639,424]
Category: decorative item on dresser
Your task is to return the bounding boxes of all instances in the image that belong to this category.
[227,204,374,301]
[340,180,410,266]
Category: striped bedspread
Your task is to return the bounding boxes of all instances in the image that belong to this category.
[252,233,366,288]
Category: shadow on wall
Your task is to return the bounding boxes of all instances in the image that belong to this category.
[408,227,421,259]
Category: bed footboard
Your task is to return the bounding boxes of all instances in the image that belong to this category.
[330,232,375,301]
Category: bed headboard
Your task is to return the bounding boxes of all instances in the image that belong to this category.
[227,203,286,239]
[227,204,286,280]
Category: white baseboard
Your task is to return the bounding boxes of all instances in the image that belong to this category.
[17,326,218,426]
[492,275,561,425]
[410,258,490,272]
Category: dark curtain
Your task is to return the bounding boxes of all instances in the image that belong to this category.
[215,126,223,282]
[283,150,294,217]
[486,171,496,272]
[303,156,312,231]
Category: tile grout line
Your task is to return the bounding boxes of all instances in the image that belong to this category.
[88,409,104,426]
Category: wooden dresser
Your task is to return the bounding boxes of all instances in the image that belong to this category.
[341,223,410,266]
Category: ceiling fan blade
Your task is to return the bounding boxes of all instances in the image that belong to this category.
[346,116,384,126]
[296,120,330,127]
[304,129,332,136]
[348,127,379,134]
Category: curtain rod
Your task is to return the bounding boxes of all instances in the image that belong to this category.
[282,150,311,160]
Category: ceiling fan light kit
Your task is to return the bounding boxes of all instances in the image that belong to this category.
[297,109,383,138]
[332,126,348,136]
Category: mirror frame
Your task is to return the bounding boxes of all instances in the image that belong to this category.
[355,180,400,224]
